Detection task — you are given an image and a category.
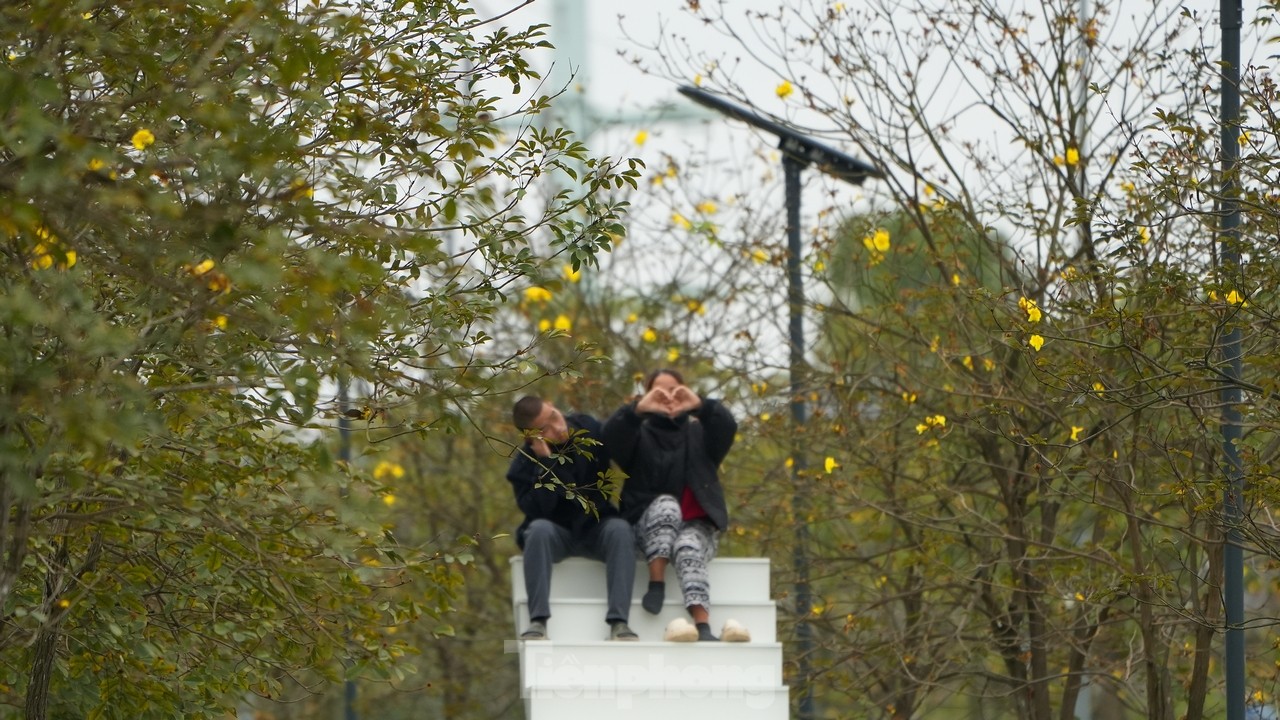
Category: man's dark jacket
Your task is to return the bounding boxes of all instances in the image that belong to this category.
[603,399,736,531]
[506,413,617,548]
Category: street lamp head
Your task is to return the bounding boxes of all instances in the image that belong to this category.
[677,85,883,186]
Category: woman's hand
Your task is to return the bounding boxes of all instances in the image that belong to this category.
[636,386,675,416]
[670,385,703,415]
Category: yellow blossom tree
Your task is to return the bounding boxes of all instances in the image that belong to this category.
[0,1,637,718]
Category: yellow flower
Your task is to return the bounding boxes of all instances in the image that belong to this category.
[1018,296,1042,323]
[785,457,794,469]
[1075,591,1085,602]
[373,461,405,480]
[642,327,657,343]
[813,259,826,272]
[57,598,71,609]
[693,74,703,87]
[951,273,961,286]
[625,312,638,324]
[697,200,718,215]
[824,457,839,474]
[672,212,692,230]
[562,265,581,283]
[759,412,771,422]
[667,347,680,363]
[1053,154,1065,166]
[523,286,552,303]
[213,315,228,330]
[634,130,649,146]
[982,358,996,372]
[1239,131,1251,145]
[131,128,156,151]
[186,258,215,277]
[751,249,768,264]
[776,80,794,99]
[1070,426,1084,442]
[538,318,551,332]
[553,314,572,332]
[1028,334,1045,351]
[917,415,946,434]
[1120,181,1135,193]
[1138,226,1150,244]
[382,494,397,506]
[929,336,940,353]
[868,228,890,252]
[901,391,917,404]
[962,355,973,371]
[1226,289,1248,306]
[87,158,105,171]
[205,272,231,294]
[1065,147,1080,166]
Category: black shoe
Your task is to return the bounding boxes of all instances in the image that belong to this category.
[609,621,639,641]
[642,581,665,614]
[521,620,547,640]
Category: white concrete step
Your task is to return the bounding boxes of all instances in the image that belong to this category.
[524,684,791,720]
[517,641,784,688]
[514,598,778,643]
[510,557,771,603]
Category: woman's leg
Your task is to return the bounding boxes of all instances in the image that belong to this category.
[635,495,681,612]
[673,519,719,639]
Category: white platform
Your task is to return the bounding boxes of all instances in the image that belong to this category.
[513,598,778,643]
[511,555,790,719]
[511,557,771,602]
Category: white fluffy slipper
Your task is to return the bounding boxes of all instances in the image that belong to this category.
[721,618,751,643]
[663,618,698,642]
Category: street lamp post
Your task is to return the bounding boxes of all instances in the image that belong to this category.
[1218,1,1245,718]
[678,86,882,720]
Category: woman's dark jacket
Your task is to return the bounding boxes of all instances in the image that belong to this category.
[603,399,736,531]
[505,413,617,548]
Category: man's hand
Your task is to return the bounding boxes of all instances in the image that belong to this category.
[670,385,702,416]
[636,386,675,416]
[529,437,552,458]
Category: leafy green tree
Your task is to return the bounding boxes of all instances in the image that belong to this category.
[608,0,1280,718]
[0,1,637,717]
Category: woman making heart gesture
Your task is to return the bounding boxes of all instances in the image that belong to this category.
[603,368,745,642]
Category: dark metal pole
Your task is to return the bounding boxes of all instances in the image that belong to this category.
[1219,1,1245,718]
[784,154,815,720]
[338,374,358,720]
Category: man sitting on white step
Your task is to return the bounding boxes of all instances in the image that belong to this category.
[507,395,639,642]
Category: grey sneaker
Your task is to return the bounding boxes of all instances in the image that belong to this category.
[609,621,639,641]
[521,620,547,641]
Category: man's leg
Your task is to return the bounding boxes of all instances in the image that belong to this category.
[592,517,637,624]
[523,519,572,630]
[576,518,639,640]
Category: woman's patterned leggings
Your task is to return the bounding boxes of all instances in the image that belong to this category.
[635,494,719,610]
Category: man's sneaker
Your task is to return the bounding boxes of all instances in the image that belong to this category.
[663,618,697,642]
[721,618,751,643]
[520,620,547,641]
[609,621,639,641]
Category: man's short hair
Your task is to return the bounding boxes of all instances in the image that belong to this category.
[512,395,545,430]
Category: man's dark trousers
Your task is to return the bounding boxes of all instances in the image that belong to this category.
[523,517,635,623]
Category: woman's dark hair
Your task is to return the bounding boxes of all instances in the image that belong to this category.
[643,368,684,391]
